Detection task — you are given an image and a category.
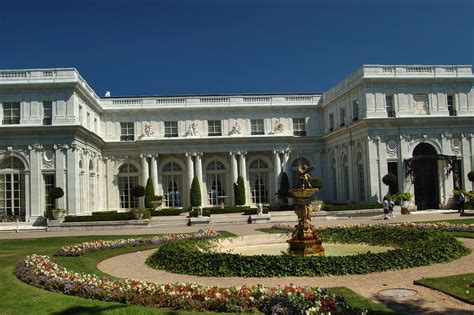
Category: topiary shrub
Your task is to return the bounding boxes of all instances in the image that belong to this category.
[144,177,155,208]
[190,176,202,207]
[277,172,290,203]
[234,175,246,206]
[468,171,474,183]
[382,173,397,195]
[131,185,145,199]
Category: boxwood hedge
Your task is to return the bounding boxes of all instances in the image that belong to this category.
[146,225,471,277]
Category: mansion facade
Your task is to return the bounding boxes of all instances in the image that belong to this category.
[0,65,473,223]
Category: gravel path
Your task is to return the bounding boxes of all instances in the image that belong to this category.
[99,237,474,315]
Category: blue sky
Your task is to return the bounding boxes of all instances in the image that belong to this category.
[1,0,472,96]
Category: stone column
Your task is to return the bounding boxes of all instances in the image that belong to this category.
[150,155,159,196]
[239,151,248,205]
[141,155,149,186]
[273,150,281,203]
[367,136,383,202]
[29,144,43,219]
[54,144,67,209]
[66,145,80,215]
[230,151,238,205]
[195,152,203,204]
[185,152,194,208]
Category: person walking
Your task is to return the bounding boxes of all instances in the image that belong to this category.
[383,197,390,220]
[458,191,465,214]
[389,198,395,218]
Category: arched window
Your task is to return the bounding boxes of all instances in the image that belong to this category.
[249,159,269,204]
[341,154,349,200]
[331,157,337,200]
[206,160,226,205]
[291,157,312,188]
[357,152,365,201]
[162,161,183,207]
[118,163,139,208]
[89,160,95,212]
[0,157,25,219]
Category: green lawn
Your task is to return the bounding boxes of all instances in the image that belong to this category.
[415,273,474,304]
[328,287,396,314]
[255,227,290,234]
[0,233,393,314]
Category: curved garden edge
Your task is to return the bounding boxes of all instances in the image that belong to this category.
[146,225,472,277]
[11,229,346,314]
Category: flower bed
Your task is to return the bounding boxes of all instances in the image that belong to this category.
[14,254,338,313]
[146,225,471,277]
[54,229,219,256]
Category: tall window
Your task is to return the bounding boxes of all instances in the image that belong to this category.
[331,158,337,200]
[43,101,52,125]
[357,152,365,201]
[118,164,139,208]
[339,108,346,126]
[79,106,83,125]
[0,157,25,219]
[329,113,334,131]
[352,100,359,121]
[207,120,222,136]
[386,95,395,117]
[164,121,178,137]
[206,160,226,205]
[2,102,20,125]
[447,95,456,116]
[162,161,183,207]
[249,159,269,204]
[291,157,312,188]
[251,119,264,135]
[44,174,55,211]
[292,118,306,136]
[120,122,134,141]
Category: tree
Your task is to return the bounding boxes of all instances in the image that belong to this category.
[234,175,246,206]
[144,177,155,208]
[131,185,145,199]
[277,172,290,204]
[382,173,398,195]
[49,187,64,208]
[190,176,202,207]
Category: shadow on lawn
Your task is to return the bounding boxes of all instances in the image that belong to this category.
[375,296,473,315]
[52,305,126,314]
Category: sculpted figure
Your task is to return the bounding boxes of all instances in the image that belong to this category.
[230,121,241,135]
[297,164,313,188]
[144,123,154,137]
[274,119,284,133]
[186,122,199,136]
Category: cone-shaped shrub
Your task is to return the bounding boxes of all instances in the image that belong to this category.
[144,177,155,208]
[234,175,246,205]
[190,176,202,207]
[278,172,290,203]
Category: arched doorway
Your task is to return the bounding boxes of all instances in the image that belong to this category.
[205,160,226,206]
[162,161,183,207]
[413,143,439,210]
[249,159,270,204]
[0,157,26,219]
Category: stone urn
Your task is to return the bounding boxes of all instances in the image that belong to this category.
[50,209,65,221]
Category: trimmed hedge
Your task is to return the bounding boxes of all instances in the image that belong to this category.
[189,208,212,217]
[91,211,118,215]
[150,209,182,216]
[64,213,132,222]
[244,208,267,215]
[322,203,383,211]
[146,225,471,277]
[204,206,251,214]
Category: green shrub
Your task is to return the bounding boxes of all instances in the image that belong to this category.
[277,172,290,203]
[468,171,474,183]
[243,208,268,215]
[64,213,132,222]
[189,208,211,217]
[310,177,323,189]
[322,203,382,211]
[150,208,182,216]
[144,177,155,208]
[204,206,251,214]
[190,176,202,207]
[131,185,145,198]
[91,211,118,215]
[130,208,151,219]
[146,226,471,277]
[234,176,246,206]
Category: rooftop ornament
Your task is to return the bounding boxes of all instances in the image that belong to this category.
[287,164,324,256]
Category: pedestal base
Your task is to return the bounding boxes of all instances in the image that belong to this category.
[287,239,325,256]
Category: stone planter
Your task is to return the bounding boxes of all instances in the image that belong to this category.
[313,203,323,212]
[51,209,65,221]
[131,211,143,220]
[151,200,163,211]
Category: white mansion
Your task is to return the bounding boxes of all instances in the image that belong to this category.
[0,65,473,223]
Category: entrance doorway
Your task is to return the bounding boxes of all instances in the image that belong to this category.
[413,143,439,210]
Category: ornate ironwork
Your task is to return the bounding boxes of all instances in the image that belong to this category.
[404,154,460,183]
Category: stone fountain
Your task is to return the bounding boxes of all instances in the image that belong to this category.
[287,165,325,256]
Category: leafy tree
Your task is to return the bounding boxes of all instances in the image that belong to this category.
[49,187,64,208]
[234,175,246,206]
[382,173,398,195]
[190,176,202,207]
[144,177,155,208]
[277,172,290,203]
[131,185,145,198]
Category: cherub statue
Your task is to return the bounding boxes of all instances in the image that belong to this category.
[274,119,284,133]
[230,121,241,135]
[185,122,199,136]
[297,164,313,188]
[144,123,154,137]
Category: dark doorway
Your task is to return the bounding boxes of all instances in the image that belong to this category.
[413,143,439,209]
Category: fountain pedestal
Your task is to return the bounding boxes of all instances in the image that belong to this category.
[287,188,325,256]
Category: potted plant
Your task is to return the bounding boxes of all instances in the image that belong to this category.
[48,187,66,220]
[311,200,324,212]
[150,195,163,210]
[398,192,412,207]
